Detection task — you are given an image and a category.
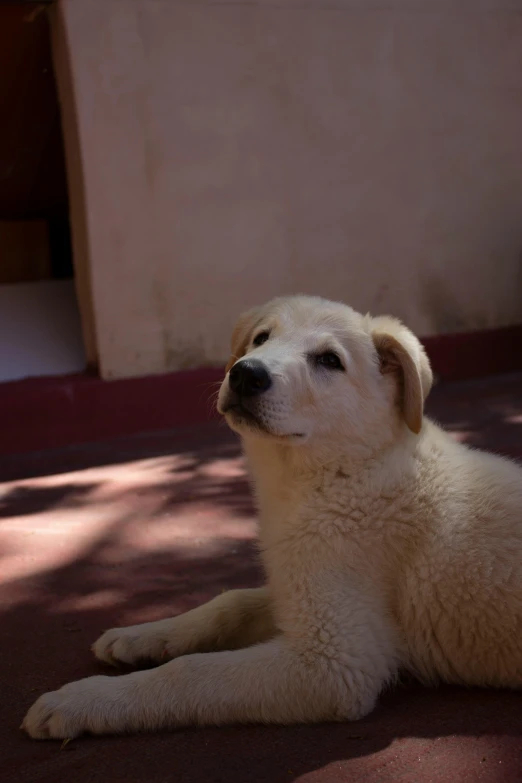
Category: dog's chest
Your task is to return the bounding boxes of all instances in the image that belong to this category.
[256,472,387,563]
[254,460,422,599]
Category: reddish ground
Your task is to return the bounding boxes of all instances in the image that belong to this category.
[1,373,521,782]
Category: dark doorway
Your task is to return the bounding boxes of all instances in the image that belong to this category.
[0,2,85,382]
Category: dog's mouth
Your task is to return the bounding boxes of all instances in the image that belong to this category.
[221,402,305,441]
[221,402,265,430]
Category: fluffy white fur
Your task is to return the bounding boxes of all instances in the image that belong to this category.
[22,295,522,739]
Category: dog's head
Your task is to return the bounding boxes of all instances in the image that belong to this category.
[217,296,432,453]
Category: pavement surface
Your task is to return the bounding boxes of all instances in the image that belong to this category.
[1,373,522,782]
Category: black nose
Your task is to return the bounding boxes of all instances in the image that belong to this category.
[229,359,272,397]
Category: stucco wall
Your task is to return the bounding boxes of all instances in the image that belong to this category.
[55,0,522,379]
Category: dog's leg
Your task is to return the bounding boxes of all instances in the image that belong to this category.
[23,586,397,739]
[22,636,383,739]
[93,587,276,666]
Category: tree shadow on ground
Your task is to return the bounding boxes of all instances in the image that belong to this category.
[427,372,522,460]
[0,421,238,483]
[1,375,522,782]
[3,541,521,783]
[3,522,521,783]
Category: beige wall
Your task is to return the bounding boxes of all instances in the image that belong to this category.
[55,0,522,379]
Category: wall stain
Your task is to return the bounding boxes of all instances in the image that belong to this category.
[153,281,210,371]
[422,274,493,335]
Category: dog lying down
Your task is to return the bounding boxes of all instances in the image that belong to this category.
[22,295,522,739]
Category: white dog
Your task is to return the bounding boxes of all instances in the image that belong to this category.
[22,295,522,739]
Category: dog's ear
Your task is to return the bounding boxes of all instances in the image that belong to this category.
[225,307,262,373]
[371,316,433,434]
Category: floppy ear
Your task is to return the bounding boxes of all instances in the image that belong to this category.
[371,316,433,434]
[225,307,262,373]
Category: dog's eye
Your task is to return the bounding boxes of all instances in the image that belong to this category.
[252,331,270,347]
[314,352,344,371]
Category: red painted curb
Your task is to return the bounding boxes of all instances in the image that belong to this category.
[0,366,223,456]
[1,324,521,456]
[422,323,522,383]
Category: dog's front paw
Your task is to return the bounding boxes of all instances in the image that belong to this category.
[93,622,169,667]
[21,676,124,739]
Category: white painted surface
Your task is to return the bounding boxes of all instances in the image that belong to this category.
[0,280,86,382]
[56,0,522,379]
